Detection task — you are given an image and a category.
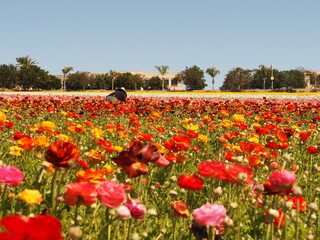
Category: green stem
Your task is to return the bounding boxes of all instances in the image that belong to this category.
[50,169,59,215]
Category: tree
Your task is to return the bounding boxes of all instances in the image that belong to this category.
[277,70,306,89]
[155,65,169,90]
[145,76,162,90]
[220,67,253,91]
[62,67,74,90]
[0,64,19,89]
[181,65,207,90]
[67,72,94,90]
[16,56,38,69]
[17,65,60,90]
[206,67,220,90]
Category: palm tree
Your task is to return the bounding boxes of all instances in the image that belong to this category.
[155,65,169,90]
[16,56,38,69]
[258,65,270,90]
[108,70,119,90]
[62,67,73,90]
[206,67,220,90]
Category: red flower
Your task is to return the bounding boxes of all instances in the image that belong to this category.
[164,135,191,152]
[198,161,253,184]
[112,141,160,178]
[0,215,63,240]
[65,182,97,206]
[264,209,285,228]
[307,146,319,154]
[286,196,306,213]
[178,174,203,190]
[45,141,81,168]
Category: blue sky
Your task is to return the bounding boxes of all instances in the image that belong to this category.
[1,0,319,89]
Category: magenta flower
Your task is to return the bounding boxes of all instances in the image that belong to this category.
[0,165,24,187]
[192,203,226,227]
[125,199,147,219]
[269,170,296,191]
[96,180,126,208]
[64,182,97,206]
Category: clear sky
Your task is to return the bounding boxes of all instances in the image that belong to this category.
[1,0,319,89]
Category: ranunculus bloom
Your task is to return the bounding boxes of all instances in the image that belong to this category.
[263,209,285,228]
[45,141,81,168]
[76,169,106,185]
[178,174,203,191]
[171,201,190,218]
[286,195,307,213]
[164,135,191,152]
[18,189,43,205]
[65,182,97,206]
[125,199,147,219]
[154,154,170,167]
[192,203,226,227]
[307,146,319,154]
[197,161,253,184]
[268,170,296,191]
[112,141,161,178]
[0,215,63,240]
[0,165,24,187]
[96,180,126,208]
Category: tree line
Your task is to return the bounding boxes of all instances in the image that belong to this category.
[0,56,318,91]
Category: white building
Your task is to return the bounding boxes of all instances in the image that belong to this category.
[304,71,320,89]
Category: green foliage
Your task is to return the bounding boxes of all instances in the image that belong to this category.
[18,65,60,90]
[67,72,95,90]
[220,67,253,91]
[206,67,220,90]
[93,73,111,89]
[181,65,207,90]
[116,73,145,90]
[0,64,19,88]
[145,76,162,90]
[276,69,306,88]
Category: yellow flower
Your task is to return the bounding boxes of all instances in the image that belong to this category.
[197,134,208,143]
[57,134,74,142]
[9,146,24,156]
[184,124,199,131]
[232,114,245,122]
[114,146,124,152]
[249,137,259,143]
[60,111,68,116]
[40,121,56,132]
[154,143,168,154]
[220,120,234,129]
[103,164,115,175]
[181,118,192,124]
[254,116,264,122]
[18,189,43,205]
[92,127,104,138]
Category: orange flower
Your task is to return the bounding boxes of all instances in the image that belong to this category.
[39,121,56,132]
[17,136,35,151]
[92,127,104,139]
[103,164,115,175]
[171,201,190,218]
[88,149,105,164]
[33,136,49,148]
[220,120,234,129]
[0,111,6,125]
[45,141,81,168]
[76,169,106,185]
[105,125,117,133]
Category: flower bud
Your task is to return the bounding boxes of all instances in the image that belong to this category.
[282,153,291,161]
[308,202,318,211]
[213,186,223,196]
[292,185,302,196]
[116,206,131,219]
[268,209,280,218]
[131,232,140,240]
[230,202,238,209]
[68,226,83,239]
[147,208,157,216]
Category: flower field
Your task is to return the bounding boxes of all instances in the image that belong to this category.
[0,92,320,240]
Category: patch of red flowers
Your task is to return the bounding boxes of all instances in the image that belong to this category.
[178,174,203,190]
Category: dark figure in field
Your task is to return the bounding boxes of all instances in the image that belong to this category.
[106,88,127,102]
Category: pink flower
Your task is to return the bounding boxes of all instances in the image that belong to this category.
[125,199,147,219]
[0,165,24,187]
[154,154,170,167]
[116,206,131,219]
[268,170,296,191]
[65,182,97,206]
[192,203,226,227]
[96,180,126,208]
